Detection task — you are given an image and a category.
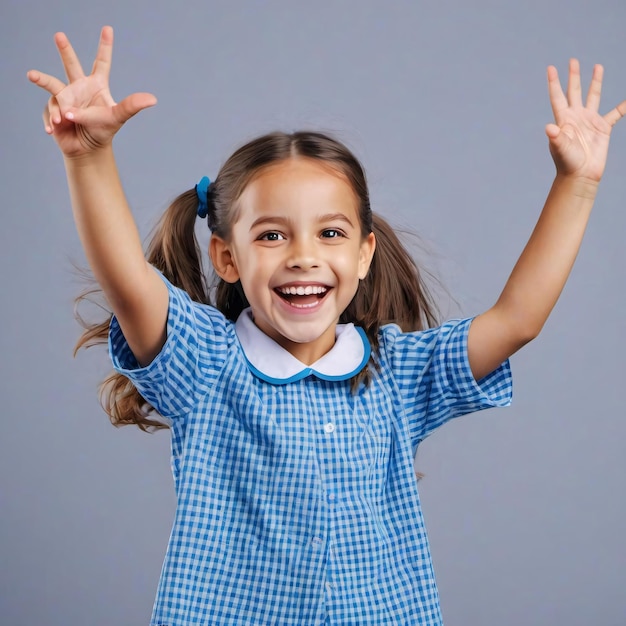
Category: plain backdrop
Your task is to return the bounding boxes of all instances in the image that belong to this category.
[2,1,625,625]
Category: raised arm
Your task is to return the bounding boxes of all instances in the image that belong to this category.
[28,26,168,365]
[468,59,626,381]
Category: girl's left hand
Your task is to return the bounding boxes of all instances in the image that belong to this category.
[546,59,626,182]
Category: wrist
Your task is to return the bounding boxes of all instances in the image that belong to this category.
[553,173,600,200]
[63,145,115,168]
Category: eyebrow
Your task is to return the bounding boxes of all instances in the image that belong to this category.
[249,213,356,230]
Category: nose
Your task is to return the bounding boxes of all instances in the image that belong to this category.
[286,237,319,270]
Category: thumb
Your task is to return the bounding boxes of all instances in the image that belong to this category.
[545,123,569,153]
[112,92,158,125]
[63,93,157,128]
[545,123,560,140]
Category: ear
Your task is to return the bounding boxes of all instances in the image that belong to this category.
[209,236,240,283]
[358,232,376,280]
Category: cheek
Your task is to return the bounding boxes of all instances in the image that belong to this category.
[236,249,274,288]
[336,253,364,286]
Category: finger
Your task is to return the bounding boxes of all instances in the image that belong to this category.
[604,99,626,127]
[42,105,53,134]
[64,92,156,127]
[54,31,86,82]
[27,70,66,97]
[545,123,571,157]
[90,25,114,80]
[111,92,158,124]
[585,64,603,111]
[48,97,62,126]
[545,123,561,140]
[547,65,568,121]
[566,58,583,107]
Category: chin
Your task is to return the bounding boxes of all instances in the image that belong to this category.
[281,330,326,345]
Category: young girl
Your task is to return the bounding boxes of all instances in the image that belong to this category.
[28,26,624,626]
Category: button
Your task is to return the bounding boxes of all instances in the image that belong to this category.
[328,492,336,501]
[311,536,323,546]
[325,582,334,593]
[324,422,335,433]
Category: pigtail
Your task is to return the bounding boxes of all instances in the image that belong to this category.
[361,212,438,337]
[146,189,210,304]
[74,189,207,431]
[342,212,440,388]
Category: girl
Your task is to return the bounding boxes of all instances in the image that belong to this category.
[28,26,624,626]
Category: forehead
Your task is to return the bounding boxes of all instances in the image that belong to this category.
[236,158,359,218]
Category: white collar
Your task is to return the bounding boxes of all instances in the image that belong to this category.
[234,308,370,384]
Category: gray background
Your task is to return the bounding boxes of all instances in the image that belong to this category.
[2,1,625,625]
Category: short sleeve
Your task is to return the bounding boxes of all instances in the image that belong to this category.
[379,318,512,446]
[108,272,230,420]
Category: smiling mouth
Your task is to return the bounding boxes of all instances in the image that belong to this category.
[275,285,330,308]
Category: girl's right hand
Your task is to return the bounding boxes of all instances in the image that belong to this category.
[27,26,156,159]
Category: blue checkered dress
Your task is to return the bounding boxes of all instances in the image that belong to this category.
[109,275,512,625]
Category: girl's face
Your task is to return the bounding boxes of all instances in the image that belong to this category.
[210,158,376,365]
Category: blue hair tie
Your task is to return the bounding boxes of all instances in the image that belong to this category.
[195,176,211,219]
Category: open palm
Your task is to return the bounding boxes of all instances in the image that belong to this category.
[28,26,156,159]
[547,59,625,182]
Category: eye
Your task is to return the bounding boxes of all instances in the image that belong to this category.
[321,229,345,239]
[258,231,285,241]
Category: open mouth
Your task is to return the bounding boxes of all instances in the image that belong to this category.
[274,284,331,308]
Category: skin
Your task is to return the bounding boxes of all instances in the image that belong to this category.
[27,26,626,377]
[209,159,376,364]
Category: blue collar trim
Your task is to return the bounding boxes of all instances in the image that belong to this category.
[234,308,371,384]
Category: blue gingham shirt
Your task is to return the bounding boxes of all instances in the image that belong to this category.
[109,275,512,625]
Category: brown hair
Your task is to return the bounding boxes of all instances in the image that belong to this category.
[75,131,439,431]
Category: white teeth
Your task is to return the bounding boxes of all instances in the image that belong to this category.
[278,285,328,296]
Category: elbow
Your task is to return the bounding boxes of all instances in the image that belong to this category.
[491,307,544,353]
[496,299,549,348]
[513,316,545,348]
